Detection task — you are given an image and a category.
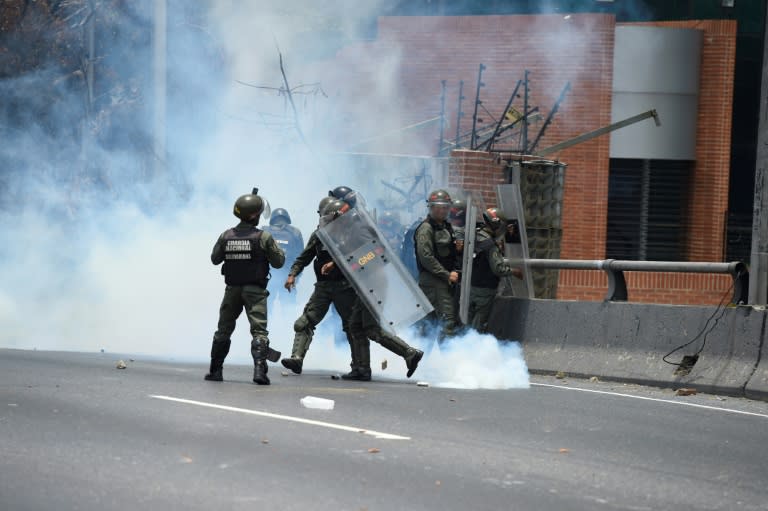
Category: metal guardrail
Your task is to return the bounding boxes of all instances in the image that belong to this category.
[505,258,749,304]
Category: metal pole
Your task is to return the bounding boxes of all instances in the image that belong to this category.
[455,80,464,149]
[535,110,660,157]
[522,70,529,153]
[437,80,446,156]
[528,81,571,153]
[470,63,485,150]
[153,0,167,177]
[749,11,768,304]
[485,79,522,151]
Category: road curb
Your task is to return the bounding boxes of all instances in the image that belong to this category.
[488,298,767,401]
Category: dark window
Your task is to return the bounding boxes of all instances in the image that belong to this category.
[606,158,692,261]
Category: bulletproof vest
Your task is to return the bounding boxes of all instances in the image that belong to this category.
[313,239,344,281]
[471,230,501,289]
[221,227,269,287]
[415,217,456,273]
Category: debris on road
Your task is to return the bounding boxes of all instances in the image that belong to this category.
[368,448,380,454]
[589,376,600,383]
[676,388,697,396]
[555,371,566,379]
[416,381,430,387]
[300,396,335,410]
[381,359,388,370]
[116,360,127,369]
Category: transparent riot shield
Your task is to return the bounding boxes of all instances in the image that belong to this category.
[458,197,477,325]
[496,183,534,298]
[316,204,434,334]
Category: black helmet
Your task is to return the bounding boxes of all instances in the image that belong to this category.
[449,199,467,222]
[322,199,351,218]
[482,207,509,234]
[320,199,351,226]
[329,185,353,200]
[329,185,357,207]
[233,194,264,224]
[270,208,291,226]
[426,189,452,207]
[317,196,334,216]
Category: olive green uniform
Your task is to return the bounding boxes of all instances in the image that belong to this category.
[415,218,459,339]
[209,222,285,381]
[345,296,423,380]
[285,231,357,364]
[468,226,515,332]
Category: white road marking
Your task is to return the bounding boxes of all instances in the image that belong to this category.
[149,395,410,440]
[531,383,768,419]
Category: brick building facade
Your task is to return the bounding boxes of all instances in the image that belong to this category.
[315,14,738,305]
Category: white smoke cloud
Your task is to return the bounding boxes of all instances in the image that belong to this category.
[0,0,532,390]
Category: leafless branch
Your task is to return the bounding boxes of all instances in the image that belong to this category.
[273,39,308,147]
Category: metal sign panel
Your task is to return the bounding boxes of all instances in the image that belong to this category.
[317,205,434,334]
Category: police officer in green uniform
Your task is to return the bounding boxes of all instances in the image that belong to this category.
[280,197,357,375]
[414,189,460,340]
[321,198,424,381]
[468,207,522,333]
[205,192,286,385]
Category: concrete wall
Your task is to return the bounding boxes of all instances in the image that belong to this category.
[488,297,768,400]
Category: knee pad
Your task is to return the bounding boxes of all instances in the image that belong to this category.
[294,315,310,333]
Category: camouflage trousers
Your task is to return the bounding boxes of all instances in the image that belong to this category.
[210,284,271,369]
[290,280,356,360]
[347,297,414,370]
[467,286,497,333]
[418,280,458,340]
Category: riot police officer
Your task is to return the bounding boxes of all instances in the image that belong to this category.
[262,208,304,311]
[321,197,424,381]
[280,197,356,374]
[205,192,286,385]
[468,207,522,332]
[414,189,460,340]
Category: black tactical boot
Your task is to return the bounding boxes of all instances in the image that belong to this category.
[204,338,230,381]
[281,357,303,374]
[342,333,371,381]
[404,348,424,378]
[253,361,270,385]
[341,366,372,381]
[251,339,271,385]
[204,368,223,381]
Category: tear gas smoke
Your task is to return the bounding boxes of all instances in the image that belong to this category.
[0,0,532,390]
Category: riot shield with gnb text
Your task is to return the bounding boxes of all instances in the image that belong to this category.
[316,205,433,334]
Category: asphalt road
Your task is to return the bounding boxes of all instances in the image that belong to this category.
[2,348,767,511]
